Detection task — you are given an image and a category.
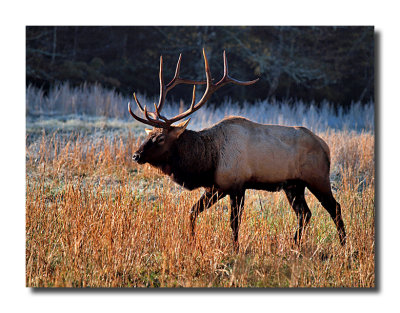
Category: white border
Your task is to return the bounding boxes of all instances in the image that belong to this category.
[2,1,398,312]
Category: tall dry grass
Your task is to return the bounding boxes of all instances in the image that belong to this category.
[26,127,374,287]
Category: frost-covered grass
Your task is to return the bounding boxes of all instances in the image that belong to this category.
[26,83,374,134]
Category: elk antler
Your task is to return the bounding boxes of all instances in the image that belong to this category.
[129,49,259,128]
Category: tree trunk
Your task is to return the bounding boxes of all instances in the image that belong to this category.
[50,26,57,65]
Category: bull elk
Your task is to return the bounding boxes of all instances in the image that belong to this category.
[129,49,346,250]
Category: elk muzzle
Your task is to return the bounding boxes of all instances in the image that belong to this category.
[132,153,142,163]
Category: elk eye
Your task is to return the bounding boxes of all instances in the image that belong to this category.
[157,136,166,144]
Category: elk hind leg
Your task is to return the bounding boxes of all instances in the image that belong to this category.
[307,180,346,246]
[284,182,312,245]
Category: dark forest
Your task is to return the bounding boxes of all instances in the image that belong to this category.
[26,26,374,108]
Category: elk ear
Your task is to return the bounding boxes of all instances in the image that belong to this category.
[145,128,153,135]
[171,118,191,138]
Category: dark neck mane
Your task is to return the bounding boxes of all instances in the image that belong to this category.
[165,129,219,190]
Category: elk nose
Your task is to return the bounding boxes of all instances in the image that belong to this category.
[132,153,141,162]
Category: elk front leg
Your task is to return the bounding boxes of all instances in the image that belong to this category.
[189,190,225,237]
[229,190,245,252]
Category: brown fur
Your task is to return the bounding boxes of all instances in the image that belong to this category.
[133,116,346,249]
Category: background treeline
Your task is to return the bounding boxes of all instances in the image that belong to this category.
[26,26,374,108]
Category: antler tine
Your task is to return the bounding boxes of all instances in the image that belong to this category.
[223,50,228,77]
[128,102,167,128]
[154,102,160,117]
[168,53,182,89]
[157,55,167,114]
[134,92,158,119]
[216,50,259,88]
[144,105,169,128]
[203,48,213,87]
[165,54,207,91]
[159,49,216,125]
[190,85,196,110]
[156,53,206,114]
[133,92,145,112]
[165,53,183,91]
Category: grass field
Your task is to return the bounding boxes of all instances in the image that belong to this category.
[26,85,375,288]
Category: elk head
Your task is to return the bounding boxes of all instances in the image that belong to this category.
[132,119,190,165]
[129,49,259,166]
